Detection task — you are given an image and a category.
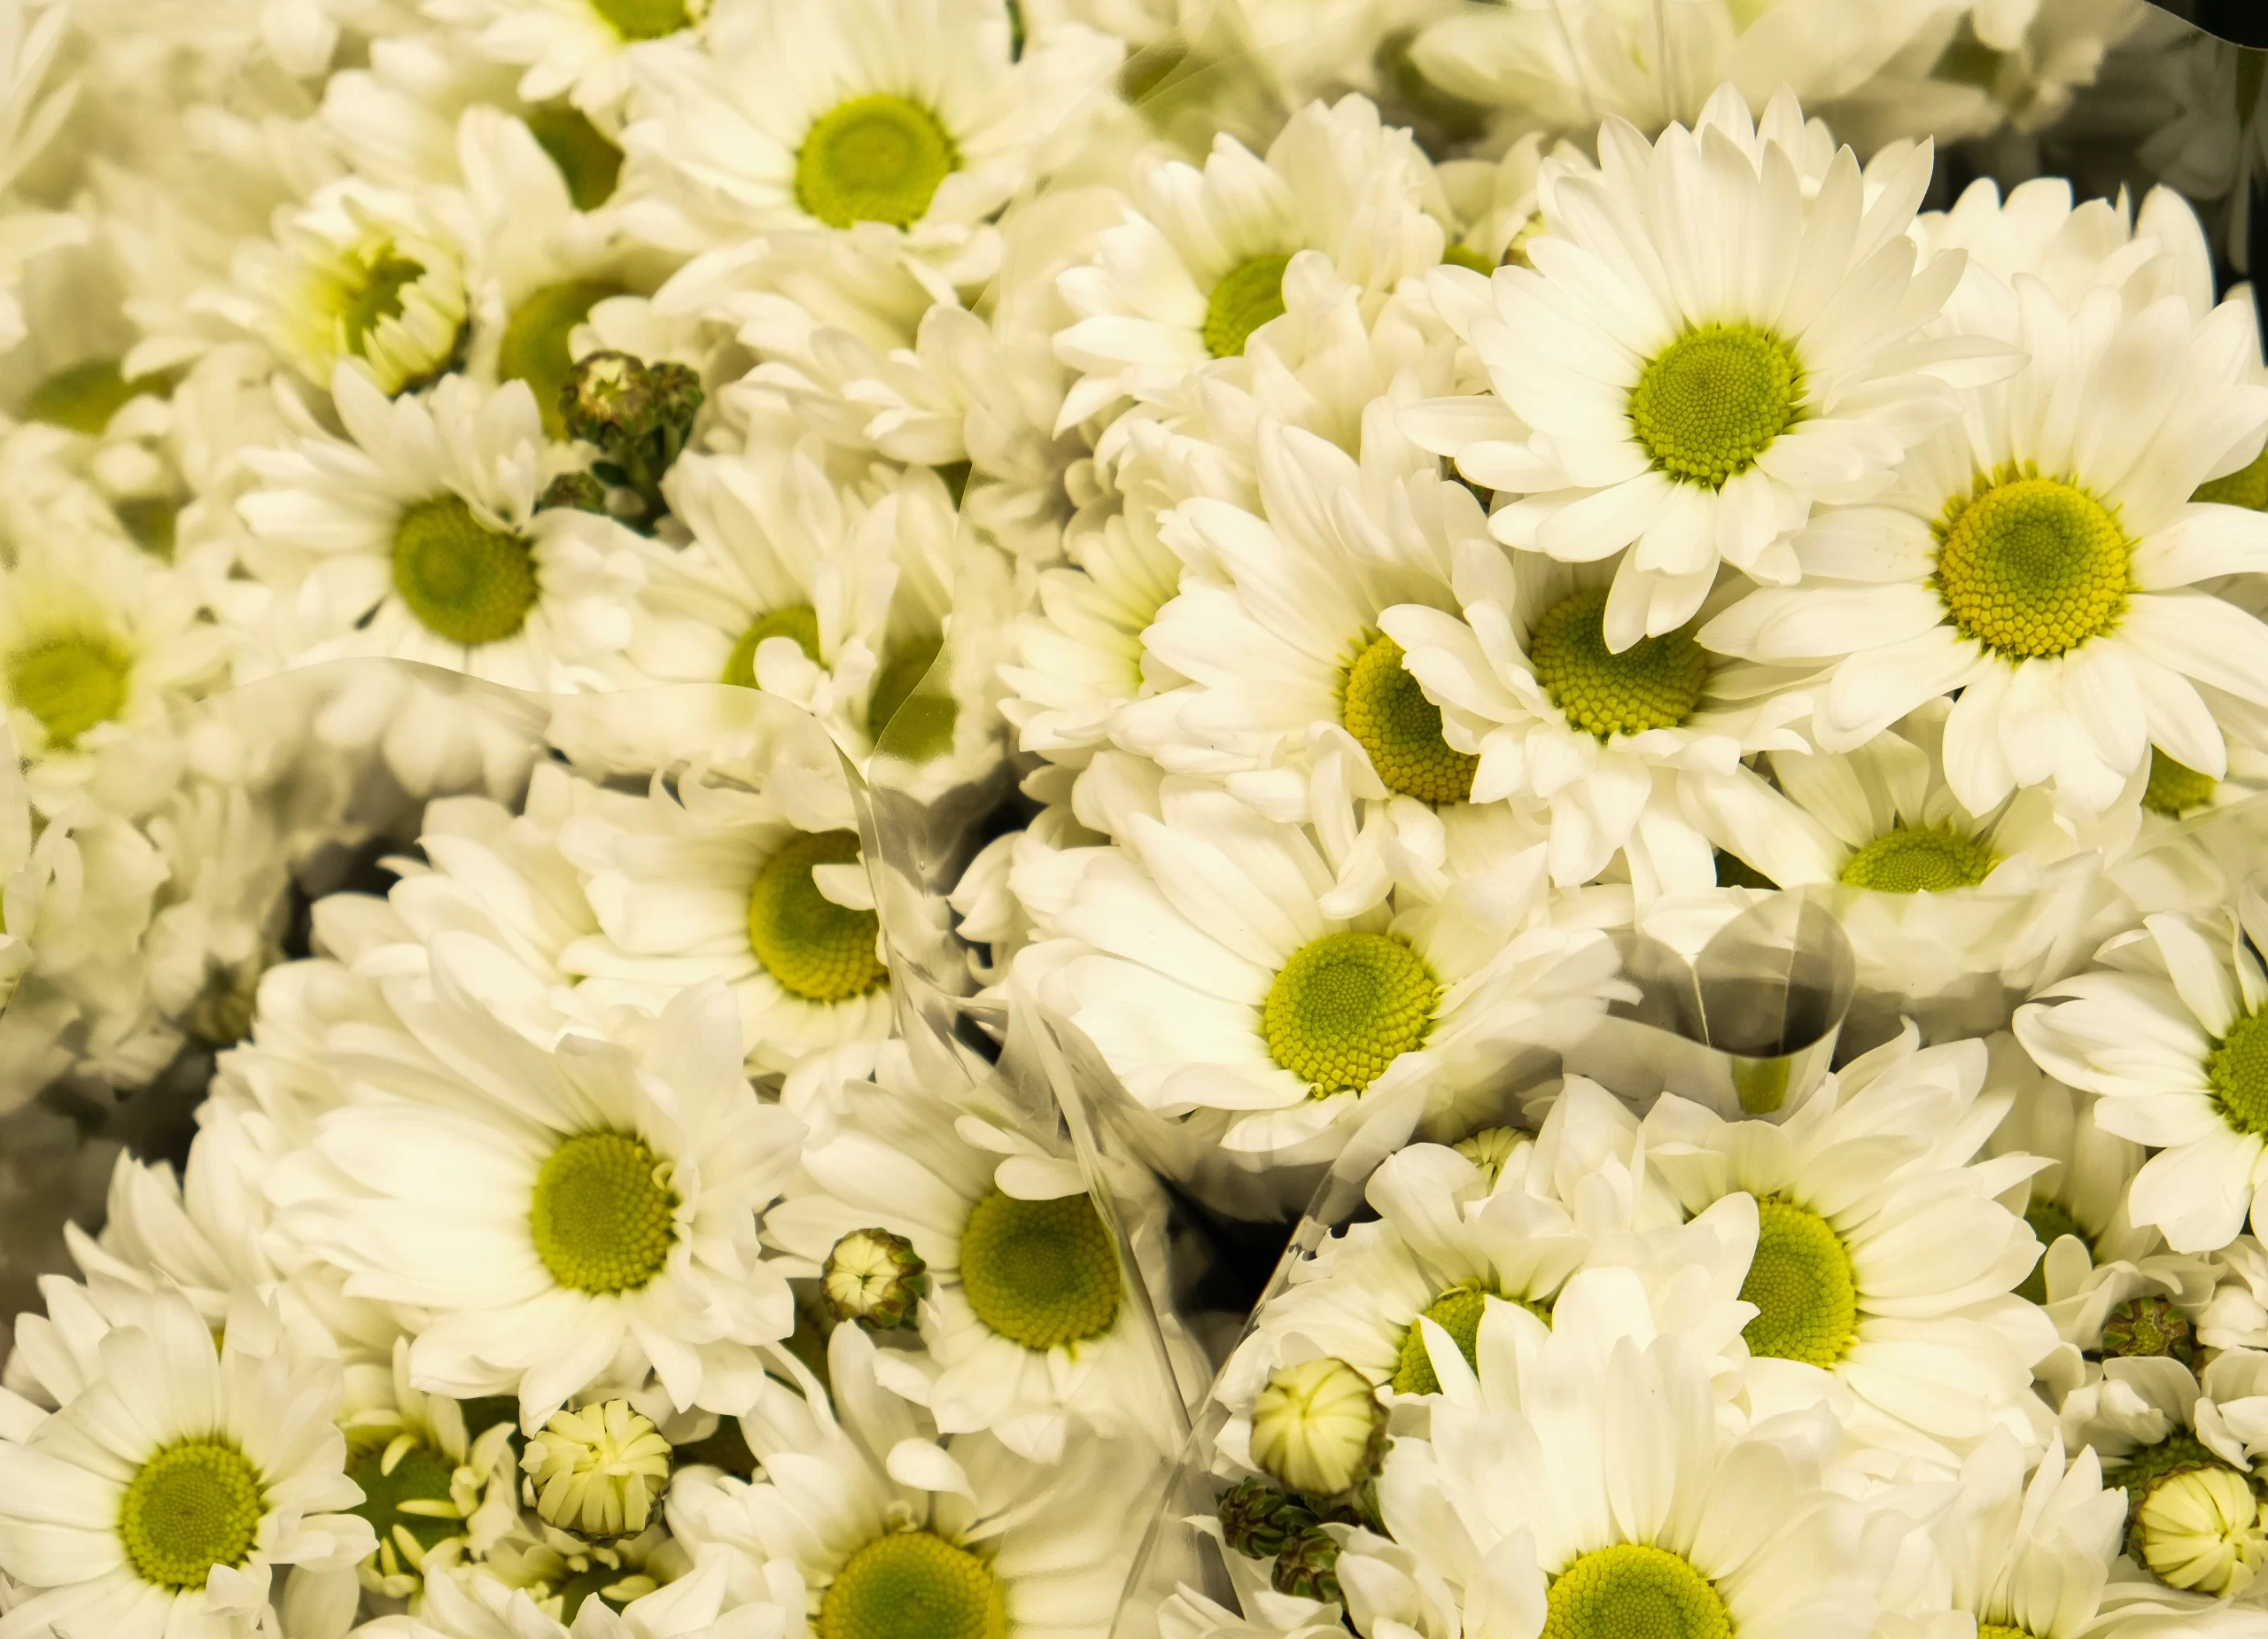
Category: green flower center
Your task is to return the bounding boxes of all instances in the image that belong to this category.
[1529,586,1708,738]
[1340,633,1478,804]
[342,246,426,362]
[592,0,687,40]
[819,1532,1008,1639]
[24,358,169,435]
[2017,1194,2087,1304]
[2143,748,2218,818]
[501,281,626,440]
[392,494,539,647]
[2195,444,2268,510]
[1628,322,1802,489]
[1739,1196,1859,1369]
[349,1439,463,1577]
[869,632,942,734]
[721,603,821,689]
[1203,253,1293,359]
[1441,245,1496,275]
[2098,1294,2199,1369]
[525,104,625,212]
[7,631,130,747]
[1933,474,2132,658]
[1977,1628,2032,1639]
[1542,1543,1734,1639]
[1836,825,2000,893]
[1261,930,1441,1096]
[119,1440,265,1589]
[2209,1010,2268,1138]
[745,829,889,1003]
[529,1131,678,1294]
[1391,1284,1550,1394]
[957,1189,1121,1351]
[795,95,959,230]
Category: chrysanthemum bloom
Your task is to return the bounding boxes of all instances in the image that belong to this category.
[1643,1029,2054,1472]
[1404,85,1974,650]
[231,181,473,397]
[1890,1428,2268,1639]
[1337,1265,1884,1639]
[430,0,707,121]
[764,1041,1169,1461]
[2018,895,2268,1256]
[268,969,804,1425]
[1703,185,2268,819]
[0,1290,375,1639]
[2056,1348,2268,1604]
[1381,544,1812,894]
[236,365,644,693]
[1213,1120,1759,1477]
[625,0,1120,292]
[559,763,896,1074]
[1053,94,1451,429]
[667,1324,1144,1639]
[1018,757,1621,1153]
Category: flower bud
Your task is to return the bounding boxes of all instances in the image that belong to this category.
[2139,1466,2268,1595]
[1249,1356,1386,1498]
[2098,1294,2198,1369]
[1270,1527,1342,1604]
[521,1401,672,1542]
[824,1227,928,1329]
[1216,1476,1318,1559]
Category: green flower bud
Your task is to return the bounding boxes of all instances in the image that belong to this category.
[1249,1357,1387,1498]
[522,1402,672,1542]
[1270,1527,1343,1604]
[1216,1477,1318,1559]
[823,1227,928,1329]
[2096,1295,2199,1370]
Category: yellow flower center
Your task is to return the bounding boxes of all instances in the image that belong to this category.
[529,1131,678,1294]
[2143,748,2218,817]
[819,1533,1007,1639]
[1340,633,1477,804]
[795,96,959,229]
[1529,586,1707,738]
[744,829,889,1004]
[1261,930,1441,1097]
[7,631,130,746]
[1628,322,1802,489]
[956,1189,1121,1350]
[721,603,821,689]
[1738,1196,1858,1369]
[1542,1543,1734,1639]
[119,1440,265,1589]
[501,281,627,440]
[1204,254,1293,359]
[1933,473,2132,658]
[1836,826,1999,892]
[391,494,538,647]
[591,0,687,41]
[2209,1010,2268,1137]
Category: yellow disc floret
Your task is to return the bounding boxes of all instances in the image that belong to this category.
[1836,826,1999,893]
[795,96,959,229]
[1340,633,1478,804]
[392,494,539,648]
[1542,1543,1734,1639]
[1262,930,1441,1096]
[529,1131,678,1294]
[1933,473,2131,658]
[819,1532,1007,1639]
[1738,1196,1859,1369]
[1203,254,1293,359]
[1628,322,1802,488]
[119,1440,265,1589]
[1529,586,1708,738]
[744,829,889,1003]
[957,1189,1121,1351]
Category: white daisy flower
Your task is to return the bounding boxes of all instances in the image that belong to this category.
[0,527,227,800]
[428,0,706,122]
[1122,419,1480,833]
[227,180,475,398]
[1987,1045,2219,1356]
[1017,757,1621,1154]
[1403,85,1974,649]
[2055,1348,2268,1603]
[1702,189,2268,819]
[624,0,1120,294]
[1053,95,1450,431]
[1335,1264,1884,1639]
[1642,1029,2057,1472]
[666,1322,1145,1639]
[556,761,896,1075]
[0,1289,375,1639]
[628,446,957,763]
[1380,537,1812,895]
[2016,894,2268,1255]
[1212,1113,1759,1464]
[268,966,804,1426]
[237,364,644,692]
[763,1038,1170,1462]
[1888,1428,2265,1639]
[0,0,86,357]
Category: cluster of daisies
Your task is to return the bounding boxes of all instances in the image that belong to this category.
[0,0,2263,1635]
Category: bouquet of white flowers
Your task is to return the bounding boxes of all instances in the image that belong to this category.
[4,1,2268,1637]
